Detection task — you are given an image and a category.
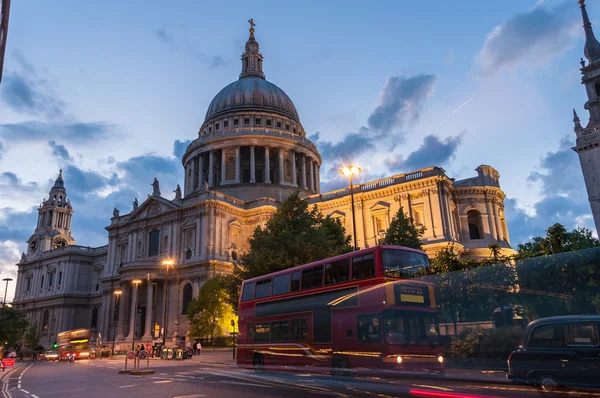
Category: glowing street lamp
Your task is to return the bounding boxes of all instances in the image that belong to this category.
[131,280,142,351]
[111,289,122,357]
[340,166,361,251]
[161,259,175,347]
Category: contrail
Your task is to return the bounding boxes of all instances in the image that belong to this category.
[441,97,474,122]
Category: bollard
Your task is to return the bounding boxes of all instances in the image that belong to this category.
[119,351,137,374]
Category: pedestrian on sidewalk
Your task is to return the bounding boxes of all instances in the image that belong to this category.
[196,341,201,355]
[193,340,198,356]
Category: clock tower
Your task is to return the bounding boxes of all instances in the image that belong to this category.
[27,169,76,255]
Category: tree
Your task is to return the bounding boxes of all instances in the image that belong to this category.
[383,207,425,250]
[515,223,600,260]
[187,276,237,343]
[23,325,40,351]
[232,191,352,302]
[0,306,28,347]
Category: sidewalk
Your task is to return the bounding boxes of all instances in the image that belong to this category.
[0,361,26,382]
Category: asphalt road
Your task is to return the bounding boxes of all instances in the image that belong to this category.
[2,359,599,398]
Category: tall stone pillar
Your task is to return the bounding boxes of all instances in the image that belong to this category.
[278,148,285,184]
[493,202,504,242]
[291,150,297,186]
[235,146,241,183]
[127,282,139,339]
[301,154,307,189]
[485,198,498,240]
[264,146,271,184]
[116,285,128,340]
[197,155,204,190]
[221,148,227,183]
[143,284,153,340]
[309,159,315,192]
[314,162,319,193]
[208,151,214,187]
[250,146,256,183]
[189,158,196,194]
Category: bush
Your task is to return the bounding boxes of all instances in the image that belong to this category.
[448,327,524,360]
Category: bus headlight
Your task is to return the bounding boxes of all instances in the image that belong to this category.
[396,356,402,364]
[438,356,444,363]
[80,352,90,357]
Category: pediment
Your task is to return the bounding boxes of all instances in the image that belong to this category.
[128,196,179,221]
[328,210,346,219]
[370,201,390,213]
[228,219,243,230]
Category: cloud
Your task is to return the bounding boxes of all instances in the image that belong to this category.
[48,140,71,161]
[0,172,39,195]
[528,136,583,196]
[367,74,437,136]
[0,208,38,243]
[60,165,118,199]
[0,121,116,144]
[476,2,578,75]
[314,132,376,163]
[0,141,3,160]
[385,133,464,173]
[0,240,22,280]
[173,139,192,159]
[153,25,227,69]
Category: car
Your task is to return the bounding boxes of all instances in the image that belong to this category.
[40,351,59,362]
[507,315,600,391]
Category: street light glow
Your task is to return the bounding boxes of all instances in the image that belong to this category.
[132,279,142,285]
[340,165,361,176]
[114,290,122,296]
[162,259,174,267]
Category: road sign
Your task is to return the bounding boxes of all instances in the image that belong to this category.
[1,358,15,367]
[126,351,136,360]
[138,350,149,360]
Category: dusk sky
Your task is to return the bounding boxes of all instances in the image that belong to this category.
[0,0,595,300]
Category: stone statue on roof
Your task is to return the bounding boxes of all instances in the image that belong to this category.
[174,184,182,200]
[151,178,161,196]
[133,198,139,210]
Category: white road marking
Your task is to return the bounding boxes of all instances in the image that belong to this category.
[153,380,172,384]
[119,385,137,388]
[31,395,40,398]
[173,395,206,398]
[20,389,29,394]
[210,380,273,388]
[412,384,453,392]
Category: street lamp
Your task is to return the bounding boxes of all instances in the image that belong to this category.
[161,259,175,348]
[1,278,13,327]
[111,289,122,357]
[131,280,142,351]
[341,166,361,251]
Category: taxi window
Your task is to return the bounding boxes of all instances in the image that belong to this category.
[565,323,599,346]
[529,325,562,347]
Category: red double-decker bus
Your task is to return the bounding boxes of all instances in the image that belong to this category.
[57,328,92,361]
[237,245,444,375]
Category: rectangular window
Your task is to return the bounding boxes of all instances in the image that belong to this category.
[223,120,229,128]
[48,272,54,287]
[40,275,44,290]
[244,118,250,125]
[285,124,290,131]
[58,271,62,285]
[301,266,323,290]
[254,323,270,342]
[272,273,291,295]
[352,253,375,280]
[325,259,350,285]
[255,278,272,299]
[381,249,429,278]
[276,121,282,128]
[291,271,301,292]
[565,323,599,345]
[241,282,255,301]
[293,128,297,134]
[290,318,309,341]
[26,278,31,291]
[529,325,563,347]
[215,123,220,130]
[233,118,239,126]
[271,321,290,341]
[148,230,160,257]
[255,118,261,125]
[358,314,381,343]
[266,119,272,126]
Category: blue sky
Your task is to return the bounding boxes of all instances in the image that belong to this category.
[0,0,596,299]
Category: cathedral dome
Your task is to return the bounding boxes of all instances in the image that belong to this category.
[204,78,300,123]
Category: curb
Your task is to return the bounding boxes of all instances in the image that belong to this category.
[0,362,26,383]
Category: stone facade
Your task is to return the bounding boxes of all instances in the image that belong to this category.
[12,23,515,349]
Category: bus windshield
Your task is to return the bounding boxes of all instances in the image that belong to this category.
[382,309,439,346]
[381,249,429,278]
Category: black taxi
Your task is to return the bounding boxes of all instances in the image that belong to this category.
[507,315,600,391]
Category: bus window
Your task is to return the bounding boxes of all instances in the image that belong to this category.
[301,266,323,290]
[256,279,272,298]
[241,282,256,301]
[290,318,309,341]
[272,273,291,295]
[352,254,375,280]
[301,318,308,341]
[247,323,253,338]
[291,271,301,291]
[254,323,270,341]
[325,259,350,285]
[357,314,381,343]
[271,321,290,341]
[381,249,429,278]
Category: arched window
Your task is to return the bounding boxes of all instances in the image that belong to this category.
[182,283,193,315]
[91,307,98,329]
[148,230,160,257]
[467,210,483,240]
[42,310,49,335]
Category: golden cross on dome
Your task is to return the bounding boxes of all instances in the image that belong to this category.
[248,18,255,29]
[580,0,586,7]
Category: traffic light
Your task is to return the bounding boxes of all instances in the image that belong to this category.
[52,343,57,349]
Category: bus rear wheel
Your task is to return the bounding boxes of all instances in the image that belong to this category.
[331,355,349,376]
[252,353,264,373]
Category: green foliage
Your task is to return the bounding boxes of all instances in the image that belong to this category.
[187,276,237,341]
[0,306,28,347]
[23,325,40,351]
[449,327,523,360]
[229,191,352,305]
[515,223,600,259]
[384,207,425,250]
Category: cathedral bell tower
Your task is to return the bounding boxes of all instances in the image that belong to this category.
[573,0,600,233]
[27,170,76,255]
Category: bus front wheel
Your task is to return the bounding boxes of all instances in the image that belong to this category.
[331,355,349,376]
[252,353,264,373]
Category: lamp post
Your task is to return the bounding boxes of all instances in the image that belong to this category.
[131,280,142,351]
[161,259,174,347]
[341,166,361,251]
[111,289,122,357]
[1,278,13,327]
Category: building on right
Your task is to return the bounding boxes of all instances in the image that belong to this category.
[574,0,600,233]
[0,0,10,83]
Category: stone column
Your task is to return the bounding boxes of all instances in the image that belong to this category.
[309,159,315,192]
[142,284,153,340]
[189,158,196,194]
[264,146,271,184]
[314,162,319,193]
[485,198,497,240]
[127,282,139,339]
[301,154,307,189]
[221,148,226,183]
[235,146,241,183]
[316,164,320,193]
[197,155,204,190]
[278,148,285,184]
[250,146,256,183]
[116,285,128,340]
[291,150,297,186]
[493,202,504,242]
[208,151,214,187]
